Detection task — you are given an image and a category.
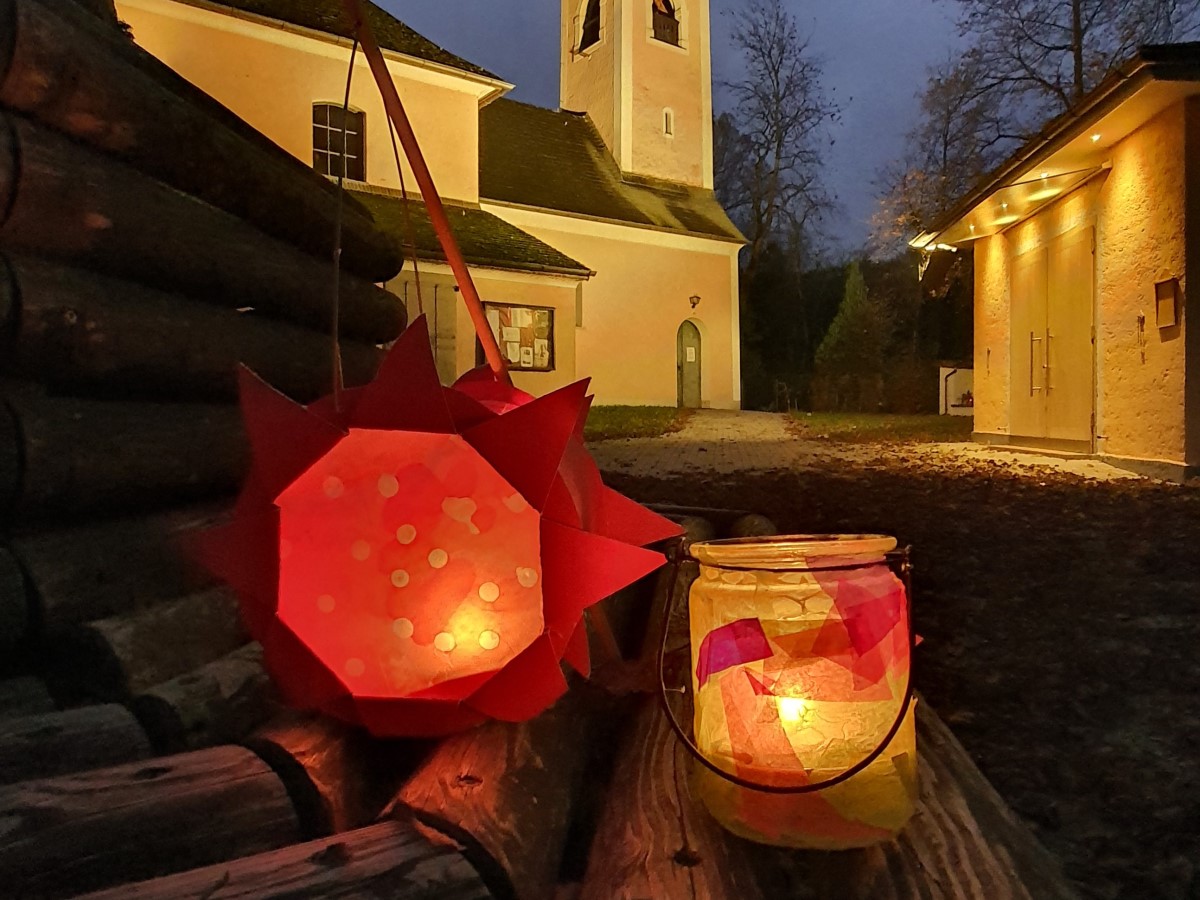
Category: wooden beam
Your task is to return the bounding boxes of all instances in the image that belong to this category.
[0,676,54,719]
[1,254,384,403]
[249,711,430,836]
[389,683,620,900]
[0,703,152,785]
[75,819,491,900]
[7,504,222,637]
[47,588,249,703]
[0,0,404,282]
[3,395,246,523]
[0,744,302,897]
[131,642,278,753]
[0,112,405,343]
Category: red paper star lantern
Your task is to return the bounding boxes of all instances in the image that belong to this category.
[199,317,680,736]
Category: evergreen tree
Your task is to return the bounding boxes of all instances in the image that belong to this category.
[812,262,893,410]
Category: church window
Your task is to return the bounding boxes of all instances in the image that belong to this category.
[579,0,601,51]
[652,0,680,46]
[313,103,365,181]
[663,108,675,136]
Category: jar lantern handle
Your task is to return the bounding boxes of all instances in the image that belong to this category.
[657,539,917,795]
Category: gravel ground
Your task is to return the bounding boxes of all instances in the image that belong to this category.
[591,411,1200,900]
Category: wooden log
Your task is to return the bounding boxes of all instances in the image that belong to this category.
[580,699,1078,900]
[0,703,152,785]
[0,112,406,343]
[7,504,222,637]
[249,711,429,836]
[578,696,765,900]
[0,744,303,897]
[0,546,27,652]
[76,819,492,900]
[1,254,384,402]
[0,394,16,512]
[131,642,278,753]
[3,394,247,521]
[47,588,248,703]
[0,0,403,281]
[727,513,779,538]
[0,675,54,718]
[388,682,620,900]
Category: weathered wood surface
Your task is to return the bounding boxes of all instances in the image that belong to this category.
[0,396,16,513]
[0,0,403,281]
[0,675,54,718]
[76,819,492,900]
[578,696,765,900]
[0,112,406,343]
[6,504,222,638]
[0,744,302,897]
[250,711,429,836]
[48,588,248,702]
[3,394,246,521]
[132,642,277,753]
[1,254,384,402]
[0,546,27,652]
[580,699,1078,900]
[389,683,618,900]
[0,703,152,785]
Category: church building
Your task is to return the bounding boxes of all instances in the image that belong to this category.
[113,0,744,407]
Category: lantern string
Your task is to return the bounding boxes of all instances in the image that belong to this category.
[388,121,424,318]
[330,36,360,412]
[656,539,918,795]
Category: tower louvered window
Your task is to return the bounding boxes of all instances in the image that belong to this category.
[652,0,679,45]
[580,0,601,50]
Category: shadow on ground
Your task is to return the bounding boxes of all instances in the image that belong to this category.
[606,458,1200,900]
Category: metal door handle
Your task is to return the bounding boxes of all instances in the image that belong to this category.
[1045,330,1053,393]
[1030,332,1043,396]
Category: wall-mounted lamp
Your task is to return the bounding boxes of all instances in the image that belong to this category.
[690,294,701,309]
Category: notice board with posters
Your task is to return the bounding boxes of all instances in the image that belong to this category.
[483,303,555,372]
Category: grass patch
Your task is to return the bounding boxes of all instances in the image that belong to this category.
[584,406,691,441]
[789,412,973,444]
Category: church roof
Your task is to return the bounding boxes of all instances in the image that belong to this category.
[479,99,745,243]
[350,186,593,278]
[196,0,498,80]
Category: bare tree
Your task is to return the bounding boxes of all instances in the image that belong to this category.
[718,0,838,289]
[950,0,1200,133]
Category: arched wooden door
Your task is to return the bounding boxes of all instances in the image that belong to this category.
[677,321,702,408]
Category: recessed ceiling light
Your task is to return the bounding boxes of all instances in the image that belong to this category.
[1040,172,1049,179]
[1091,133,1101,142]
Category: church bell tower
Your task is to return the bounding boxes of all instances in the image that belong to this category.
[560,0,714,188]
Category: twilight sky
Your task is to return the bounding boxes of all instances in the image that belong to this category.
[379,0,964,250]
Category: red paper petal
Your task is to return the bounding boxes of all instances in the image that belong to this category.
[461,380,590,511]
[349,316,454,434]
[443,386,495,431]
[189,508,279,640]
[562,620,591,677]
[466,634,567,721]
[453,367,535,414]
[262,619,358,716]
[594,486,684,547]
[238,367,346,499]
[540,519,668,645]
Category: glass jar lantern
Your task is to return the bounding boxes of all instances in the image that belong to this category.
[678,534,917,849]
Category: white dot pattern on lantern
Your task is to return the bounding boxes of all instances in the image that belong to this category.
[479,630,500,650]
[390,570,410,588]
[395,524,417,545]
[428,549,449,569]
[345,658,365,677]
[434,632,456,652]
[378,474,400,498]
[503,493,526,513]
[392,618,414,639]
[517,567,538,588]
[479,582,500,603]
[317,594,336,613]
[352,540,371,561]
[323,476,344,498]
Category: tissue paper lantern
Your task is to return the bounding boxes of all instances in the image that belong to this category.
[688,535,917,848]
[199,316,679,737]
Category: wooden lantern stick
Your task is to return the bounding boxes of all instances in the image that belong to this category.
[339,0,511,386]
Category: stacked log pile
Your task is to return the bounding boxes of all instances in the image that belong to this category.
[0,2,1079,898]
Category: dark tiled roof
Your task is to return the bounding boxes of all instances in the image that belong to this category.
[201,0,498,79]
[351,187,592,277]
[479,99,744,243]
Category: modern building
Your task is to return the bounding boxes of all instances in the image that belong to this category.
[913,44,1200,480]
[114,0,744,407]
